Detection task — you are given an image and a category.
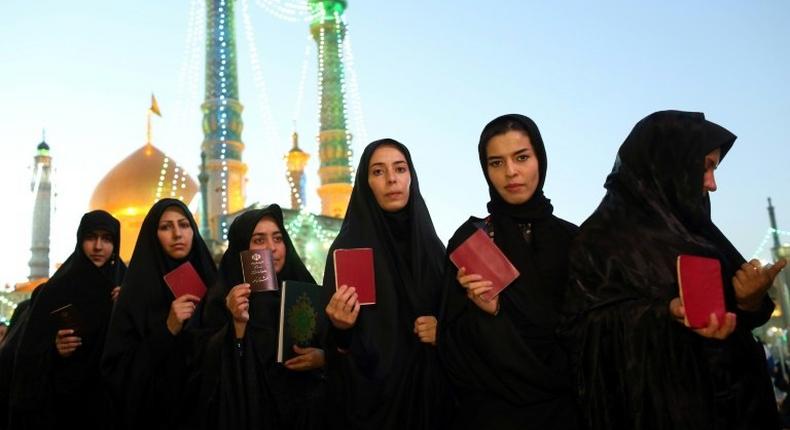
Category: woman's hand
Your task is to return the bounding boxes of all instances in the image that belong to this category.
[284,346,325,371]
[414,316,437,345]
[111,286,121,303]
[326,285,360,330]
[733,259,786,311]
[55,329,81,357]
[669,297,736,340]
[167,294,200,335]
[226,283,251,338]
[457,267,499,315]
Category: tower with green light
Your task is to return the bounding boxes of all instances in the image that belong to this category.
[310,0,353,218]
[28,135,52,280]
[201,0,248,243]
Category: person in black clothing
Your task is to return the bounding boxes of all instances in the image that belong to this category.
[190,204,326,429]
[7,210,126,429]
[563,110,786,430]
[102,198,217,430]
[437,114,580,429]
[323,139,450,429]
[0,299,32,430]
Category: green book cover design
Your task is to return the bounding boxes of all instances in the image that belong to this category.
[287,292,318,346]
[279,281,326,362]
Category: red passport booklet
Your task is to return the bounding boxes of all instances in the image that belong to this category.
[333,248,376,305]
[449,228,519,301]
[676,254,725,329]
[163,261,207,301]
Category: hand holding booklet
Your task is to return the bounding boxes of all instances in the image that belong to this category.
[449,228,519,301]
[676,254,726,329]
[50,303,87,336]
[163,261,207,301]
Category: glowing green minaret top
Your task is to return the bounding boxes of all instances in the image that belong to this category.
[310,0,353,218]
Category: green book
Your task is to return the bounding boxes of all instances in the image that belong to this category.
[277,281,327,363]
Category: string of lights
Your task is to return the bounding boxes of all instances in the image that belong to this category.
[241,0,283,149]
[751,228,790,260]
[254,0,311,22]
[333,10,354,179]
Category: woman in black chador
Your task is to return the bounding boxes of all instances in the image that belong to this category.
[190,204,326,429]
[101,198,217,430]
[437,114,580,429]
[564,110,786,430]
[8,210,126,429]
[323,139,450,429]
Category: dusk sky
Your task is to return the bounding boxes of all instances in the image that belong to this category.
[1,1,789,285]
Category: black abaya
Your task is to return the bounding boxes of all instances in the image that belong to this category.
[101,198,217,430]
[563,110,779,430]
[322,139,451,430]
[438,114,580,429]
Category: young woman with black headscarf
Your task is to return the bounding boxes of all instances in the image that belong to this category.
[7,210,126,429]
[563,110,786,429]
[101,198,217,430]
[189,204,325,429]
[437,114,580,429]
[323,139,450,429]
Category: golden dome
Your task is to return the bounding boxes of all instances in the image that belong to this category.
[90,143,198,261]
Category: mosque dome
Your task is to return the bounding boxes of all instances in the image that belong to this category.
[90,143,198,261]
[37,141,49,152]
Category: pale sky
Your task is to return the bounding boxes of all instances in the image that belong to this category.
[1,1,789,285]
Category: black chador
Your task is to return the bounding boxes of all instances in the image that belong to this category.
[563,111,780,429]
[189,204,326,429]
[101,199,216,430]
[438,114,580,429]
[323,139,451,429]
[9,210,126,429]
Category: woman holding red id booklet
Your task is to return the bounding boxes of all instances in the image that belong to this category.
[564,111,787,429]
[101,198,217,430]
[437,114,580,429]
[322,139,451,429]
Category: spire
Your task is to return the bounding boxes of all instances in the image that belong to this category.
[285,128,310,210]
[202,0,247,242]
[29,135,53,280]
[310,0,353,218]
[147,93,162,148]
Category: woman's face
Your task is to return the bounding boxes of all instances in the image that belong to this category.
[157,206,194,260]
[81,229,115,267]
[367,145,411,212]
[485,130,540,205]
[703,147,721,195]
[248,216,286,274]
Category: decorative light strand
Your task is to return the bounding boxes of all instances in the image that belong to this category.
[341,21,369,155]
[291,37,313,123]
[241,0,283,148]
[333,10,354,179]
[218,0,230,239]
[750,228,790,260]
[254,0,311,22]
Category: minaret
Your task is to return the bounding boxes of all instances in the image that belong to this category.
[285,130,310,210]
[310,0,353,218]
[202,0,247,241]
[28,133,52,280]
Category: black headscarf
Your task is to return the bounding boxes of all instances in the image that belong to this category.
[101,198,216,430]
[564,110,778,429]
[9,210,126,427]
[190,203,322,430]
[438,114,579,429]
[322,138,449,429]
